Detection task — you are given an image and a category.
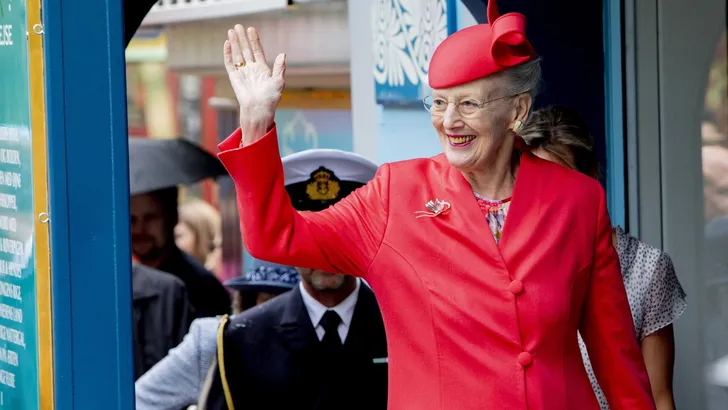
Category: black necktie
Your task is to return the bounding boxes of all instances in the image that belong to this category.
[317,311,344,410]
[320,310,342,349]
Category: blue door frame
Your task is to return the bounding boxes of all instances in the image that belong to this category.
[602,0,626,228]
[43,0,135,407]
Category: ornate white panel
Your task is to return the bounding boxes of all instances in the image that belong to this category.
[371,0,450,104]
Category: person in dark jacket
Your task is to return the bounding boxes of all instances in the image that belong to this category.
[201,149,388,410]
[131,187,231,318]
[134,259,300,410]
[132,262,194,380]
[205,278,387,410]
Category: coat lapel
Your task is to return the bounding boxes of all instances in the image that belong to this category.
[498,151,546,267]
[275,287,319,355]
[273,288,325,409]
[440,155,508,270]
[437,150,546,272]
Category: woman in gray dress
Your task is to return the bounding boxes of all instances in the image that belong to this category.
[521,106,687,410]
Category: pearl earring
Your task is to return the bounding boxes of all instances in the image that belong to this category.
[513,120,523,133]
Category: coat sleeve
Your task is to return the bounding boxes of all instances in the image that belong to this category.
[579,188,656,409]
[218,126,389,278]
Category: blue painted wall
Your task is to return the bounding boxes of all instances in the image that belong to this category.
[377,107,441,163]
[276,109,354,156]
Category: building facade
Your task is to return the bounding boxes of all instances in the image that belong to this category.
[139,0,728,406]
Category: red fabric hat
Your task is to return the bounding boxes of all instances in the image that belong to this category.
[428,0,536,89]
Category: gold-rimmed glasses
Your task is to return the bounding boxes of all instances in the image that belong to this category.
[423,94,517,117]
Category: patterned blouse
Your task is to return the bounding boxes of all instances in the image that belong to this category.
[474,198,687,408]
[473,192,511,243]
[578,226,687,409]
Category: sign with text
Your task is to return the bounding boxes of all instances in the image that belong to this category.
[0,0,41,408]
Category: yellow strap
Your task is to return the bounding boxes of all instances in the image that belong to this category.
[217,314,235,410]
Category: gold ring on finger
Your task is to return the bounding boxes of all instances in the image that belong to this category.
[234,61,246,68]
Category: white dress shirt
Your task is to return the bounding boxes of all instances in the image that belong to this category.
[299,278,361,343]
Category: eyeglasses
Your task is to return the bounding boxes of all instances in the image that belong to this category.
[423,94,518,117]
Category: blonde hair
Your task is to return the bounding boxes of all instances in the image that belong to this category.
[177,199,221,268]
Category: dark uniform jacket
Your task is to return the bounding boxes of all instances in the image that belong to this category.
[132,262,194,380]
[202,283,388,410]
[158,247,231,319]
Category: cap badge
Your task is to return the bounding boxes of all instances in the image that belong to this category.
[306,167,341,201]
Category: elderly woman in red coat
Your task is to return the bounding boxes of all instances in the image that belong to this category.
[216,1,656,409]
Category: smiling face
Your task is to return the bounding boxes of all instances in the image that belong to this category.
[430,76,531,173]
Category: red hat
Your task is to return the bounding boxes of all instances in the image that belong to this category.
[428,0,536,89]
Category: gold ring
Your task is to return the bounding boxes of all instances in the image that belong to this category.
[234,61,246,68]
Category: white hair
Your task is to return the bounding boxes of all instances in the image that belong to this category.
[494,58,543,100]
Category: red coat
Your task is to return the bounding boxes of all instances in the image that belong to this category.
[218,126,656,410]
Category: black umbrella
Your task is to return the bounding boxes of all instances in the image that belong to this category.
[125,0,161,46]
[128,137,229,195]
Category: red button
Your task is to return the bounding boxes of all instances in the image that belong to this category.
[509,279,524,295]
[518,352,532,366]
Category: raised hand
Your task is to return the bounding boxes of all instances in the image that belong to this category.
[224,25,286,146]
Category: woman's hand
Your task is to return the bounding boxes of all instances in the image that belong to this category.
[223,24,286,146]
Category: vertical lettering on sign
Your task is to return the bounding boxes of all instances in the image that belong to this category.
[0,0,43,408]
